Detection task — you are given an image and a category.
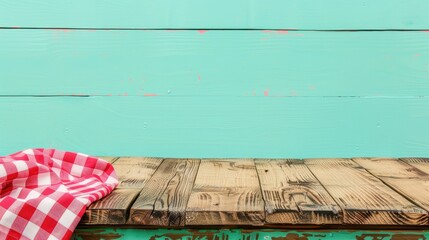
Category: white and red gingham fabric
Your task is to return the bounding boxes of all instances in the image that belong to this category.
[0,148,118,240]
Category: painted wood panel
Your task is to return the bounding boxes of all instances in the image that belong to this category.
[1,30,429,96]
[0,96,428,158]
[1,1,429,29]
[72,228,429,240]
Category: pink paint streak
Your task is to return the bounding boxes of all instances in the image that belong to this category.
[144,93,158,97]
[264,89,270,96]
[198,30,207,35]
[52,28,72,33]
[198,75,201,81]
[262,30,288,34]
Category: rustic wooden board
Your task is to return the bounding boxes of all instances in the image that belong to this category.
[1,0,429,29]
[401,158,429,175]
[113,157,163,188]
[97,156,119,163]
[186,159,264,225]
[129,158,200,226]
[354,158,429,213]
[255,159,341,224]
[80,188,140,225]
[305,158,427,225]
[1,30,429,97]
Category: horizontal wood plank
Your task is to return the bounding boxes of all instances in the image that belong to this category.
[1,1,429,29]
[305,158,427,225]
[1,97,429,158]
[129,158,200,226]
[97,156,119,163]
[186,159,264,225]
[113,157,163,188]
[354,158,429,213]
[1,30,429,96]
[255,159,341,224]
[401,158,429,175]
[80,188,140,225]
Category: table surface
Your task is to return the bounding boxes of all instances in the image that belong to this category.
[78,157,429,227]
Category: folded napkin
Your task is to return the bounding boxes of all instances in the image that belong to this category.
[0,149,118,240]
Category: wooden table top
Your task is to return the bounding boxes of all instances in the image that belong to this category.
[79,157,429,227]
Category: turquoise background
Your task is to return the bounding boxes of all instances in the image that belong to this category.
[1,1,428,158]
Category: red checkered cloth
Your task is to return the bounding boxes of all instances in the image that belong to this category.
[0,149,118,240]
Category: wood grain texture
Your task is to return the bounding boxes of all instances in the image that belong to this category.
[1,0,429,29]
[2,97,429,158]
[186,159,264,225]
[305,158,427,225]
[255,159,341,224]
[354,158,429,213]
[129,158,200,226]
[80,188,140,225]
[401,158,429,175]
[113,157,163,188]
[1,30,429,97]
[97,156,119,163]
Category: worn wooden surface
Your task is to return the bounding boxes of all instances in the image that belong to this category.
[186,159,264,225]
[80,188,140,224]
[129,159,200,226]
[80,157,429,227]
[305,158,428,225]
[113,157,163,188]
[401,158,429,175]
[97,156,119,164]
[354,158,429,212]
[255,159,341,224]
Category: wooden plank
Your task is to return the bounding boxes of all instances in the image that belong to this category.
[354,158,429,213]
[1,0,429,29]
[97,156,119,163]
[401,158,429,175]
[113,157,163,188]
[129,158,200,226]
[305,158,427,225]
[1,30,429,97]
[186,159,264,225]
[2,97,429,158]
[80,188,140,225]
[255,159,341,224]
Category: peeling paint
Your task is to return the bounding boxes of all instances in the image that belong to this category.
[144,93,158,97]
[264,89,270,96]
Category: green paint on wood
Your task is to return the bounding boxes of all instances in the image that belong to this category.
[72,228,429,240]
[1,0,429,29]
[1,96,428,158]
[1,30,428,97]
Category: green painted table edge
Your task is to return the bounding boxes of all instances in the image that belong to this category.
[72,228,429,240]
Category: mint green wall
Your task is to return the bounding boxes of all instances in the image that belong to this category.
[0,2,428,158]
[1,97,428,158]
[1,30,428,96]
[1,0,429,29]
